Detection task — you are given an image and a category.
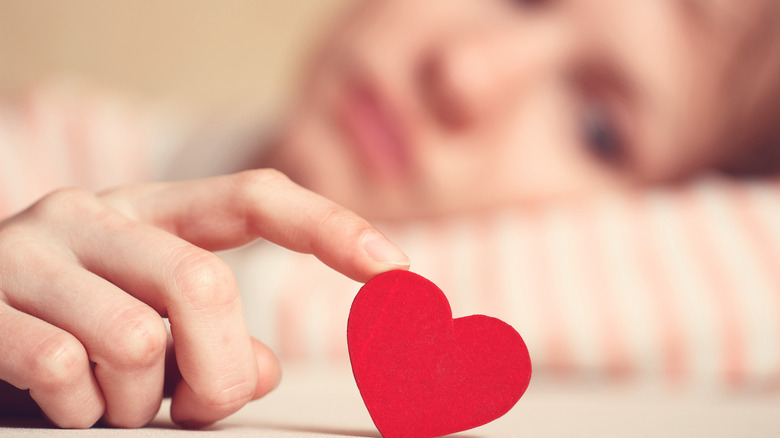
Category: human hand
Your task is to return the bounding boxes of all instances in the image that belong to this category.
[0,169,409,428]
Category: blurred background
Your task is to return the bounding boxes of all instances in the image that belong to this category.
[0,0,353,111]
[2,0,780,397]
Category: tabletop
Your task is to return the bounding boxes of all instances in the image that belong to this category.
[3,364,780,437]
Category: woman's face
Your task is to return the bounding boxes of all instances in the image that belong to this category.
[266,0,770,220]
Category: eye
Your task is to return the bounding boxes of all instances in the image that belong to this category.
[581,101,624,165]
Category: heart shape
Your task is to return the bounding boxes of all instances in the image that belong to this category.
[347,270,532,438]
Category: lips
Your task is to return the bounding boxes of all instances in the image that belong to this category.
[337,78,411,181]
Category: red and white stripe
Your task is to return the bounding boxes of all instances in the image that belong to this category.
[234,177,780,391]
[0,84,153,219]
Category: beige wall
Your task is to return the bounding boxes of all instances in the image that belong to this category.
[0,0,354,109]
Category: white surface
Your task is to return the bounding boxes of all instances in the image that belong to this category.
[2,364,780,437]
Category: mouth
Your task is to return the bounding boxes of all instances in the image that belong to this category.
[336,76,411,182]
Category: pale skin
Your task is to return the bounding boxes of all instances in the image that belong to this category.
[266,0,780,220]
[0,170,410,428]
[1,0,779,430]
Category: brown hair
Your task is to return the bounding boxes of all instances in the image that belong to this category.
[715,0,780,175]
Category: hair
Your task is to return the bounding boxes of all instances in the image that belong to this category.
[714,0,780,175]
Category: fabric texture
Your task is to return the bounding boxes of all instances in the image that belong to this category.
[231,176,780,392]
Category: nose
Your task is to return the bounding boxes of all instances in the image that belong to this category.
[419,20,572,128]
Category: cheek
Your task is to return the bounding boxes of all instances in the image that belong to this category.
[421,90,624,207]
[496,115,578,197]
[491,89,634,201]
[433,95,565,196]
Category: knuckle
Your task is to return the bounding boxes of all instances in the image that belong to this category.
[309,207,353,250]
[313,205,371,250]
[318,203,361,229]
[0,222,28,257]
[240,168,289,187]
[171,249,238,308]
[104,307,168,368]
[30,332,88,392]
[29,187,99,220]
[233,168,290,203]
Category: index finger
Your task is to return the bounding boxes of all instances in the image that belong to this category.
[101,169,410,282]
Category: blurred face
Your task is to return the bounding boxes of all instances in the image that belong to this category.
[263,0,776,220]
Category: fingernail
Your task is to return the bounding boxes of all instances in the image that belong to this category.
[362,232,410,267]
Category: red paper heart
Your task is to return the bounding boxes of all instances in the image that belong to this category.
[347,270,532,438]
